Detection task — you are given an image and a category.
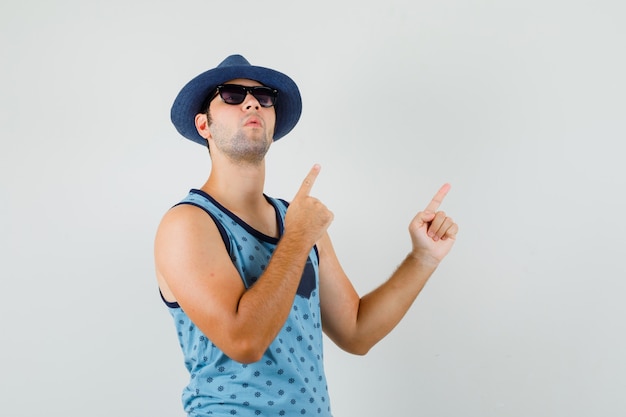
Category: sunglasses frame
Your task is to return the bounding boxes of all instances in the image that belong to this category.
[205,84,279,111]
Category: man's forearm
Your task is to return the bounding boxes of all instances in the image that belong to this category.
[353,254,439,353]
[234,231,314,358]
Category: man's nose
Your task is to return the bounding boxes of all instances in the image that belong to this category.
[242,92,260,109]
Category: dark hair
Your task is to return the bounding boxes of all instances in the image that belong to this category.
[204,106,212,155]
[199,88,218,116]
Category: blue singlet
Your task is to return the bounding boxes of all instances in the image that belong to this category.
[162,189,333,416]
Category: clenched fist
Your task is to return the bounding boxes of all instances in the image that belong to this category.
[284,164,334,247]
[408,183,459,265]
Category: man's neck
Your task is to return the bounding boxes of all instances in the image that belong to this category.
[201,157,268,214]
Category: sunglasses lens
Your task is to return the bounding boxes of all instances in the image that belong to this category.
[219,85,247,104]
[251,88,277,108]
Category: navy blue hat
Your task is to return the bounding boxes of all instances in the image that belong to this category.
[171,54,302,146]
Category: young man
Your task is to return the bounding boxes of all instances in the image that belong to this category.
[155,54,458,416]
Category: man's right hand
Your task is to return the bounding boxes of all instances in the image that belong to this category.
[284,164,334,247]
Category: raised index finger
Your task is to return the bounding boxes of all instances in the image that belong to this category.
[424,183,451,213]
[296,164,321,197]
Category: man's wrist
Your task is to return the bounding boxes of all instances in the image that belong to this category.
[406,250,440,270]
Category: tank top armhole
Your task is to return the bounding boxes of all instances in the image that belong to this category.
[158,201,232,309]
[159,288,180,309]
[173,201,231,253]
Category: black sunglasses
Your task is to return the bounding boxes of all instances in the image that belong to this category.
[208,84,279,109]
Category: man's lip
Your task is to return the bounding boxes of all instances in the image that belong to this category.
[244,117,262,127]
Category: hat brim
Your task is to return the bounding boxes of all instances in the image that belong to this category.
[171,61,302,146]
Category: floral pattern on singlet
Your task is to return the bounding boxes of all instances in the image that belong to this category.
[163,189,333,417]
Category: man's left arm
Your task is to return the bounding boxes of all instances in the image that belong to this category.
[318,184,458,355]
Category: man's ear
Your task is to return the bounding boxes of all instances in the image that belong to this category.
[195,113,212,140]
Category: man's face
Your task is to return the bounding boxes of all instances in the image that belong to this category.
[204,78,277,164]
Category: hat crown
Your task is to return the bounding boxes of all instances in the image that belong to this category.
[218,54,251,68]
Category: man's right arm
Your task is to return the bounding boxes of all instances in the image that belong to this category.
[154,165,332,364]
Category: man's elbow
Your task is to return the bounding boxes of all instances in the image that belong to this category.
[339,339,375,356]
[223,338,269,364]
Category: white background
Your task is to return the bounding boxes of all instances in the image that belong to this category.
[2,0,625,416]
